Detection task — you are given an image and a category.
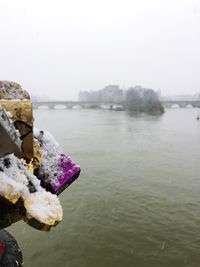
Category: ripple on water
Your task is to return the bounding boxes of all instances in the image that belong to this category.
[8,109,200,267]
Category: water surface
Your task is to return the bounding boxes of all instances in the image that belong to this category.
[9,108,200,267]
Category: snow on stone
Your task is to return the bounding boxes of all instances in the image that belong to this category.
[0,81,29,100]
[24,191,63,225]
[5,110,22,142]
[0,144,63,226]
[0,155,29,198]
[34,129,62,186]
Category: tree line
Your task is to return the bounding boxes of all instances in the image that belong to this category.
[79,85,164,115]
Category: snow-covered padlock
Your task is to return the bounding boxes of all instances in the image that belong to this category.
[0,81,81,231]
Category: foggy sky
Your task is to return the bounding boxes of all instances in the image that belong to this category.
[0,0,200,100]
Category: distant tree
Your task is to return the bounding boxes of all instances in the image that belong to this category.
[125,87,164,115]
[126,87,143,112]
[78,85,164,114]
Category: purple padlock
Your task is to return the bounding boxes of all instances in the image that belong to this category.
[52,153,81,195]
[34,129,81,195]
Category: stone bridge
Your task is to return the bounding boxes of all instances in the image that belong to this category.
[32,101,112,109]
[32,100,200,109]
[162,100,200,108]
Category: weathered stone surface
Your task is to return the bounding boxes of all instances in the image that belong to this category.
[0,80,30,100]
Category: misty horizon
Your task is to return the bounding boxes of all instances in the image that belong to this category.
[1,0,200,100]
[31,85,200,102]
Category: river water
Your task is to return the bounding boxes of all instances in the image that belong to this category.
[9,108,200,267]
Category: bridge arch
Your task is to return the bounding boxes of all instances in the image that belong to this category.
[54,104,67,109]
[171,104,181,108]
[37,105,49,109]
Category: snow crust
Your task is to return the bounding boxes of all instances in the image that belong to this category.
[0,81,29,100]
[24,191,63,225]
[0,146,63,226]
[0,155,29,198]
[0,109,22,149]
[34,129,62,186]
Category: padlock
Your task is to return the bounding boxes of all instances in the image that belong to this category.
[0,109,21,158]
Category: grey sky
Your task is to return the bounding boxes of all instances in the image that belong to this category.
[0,0,200,100]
